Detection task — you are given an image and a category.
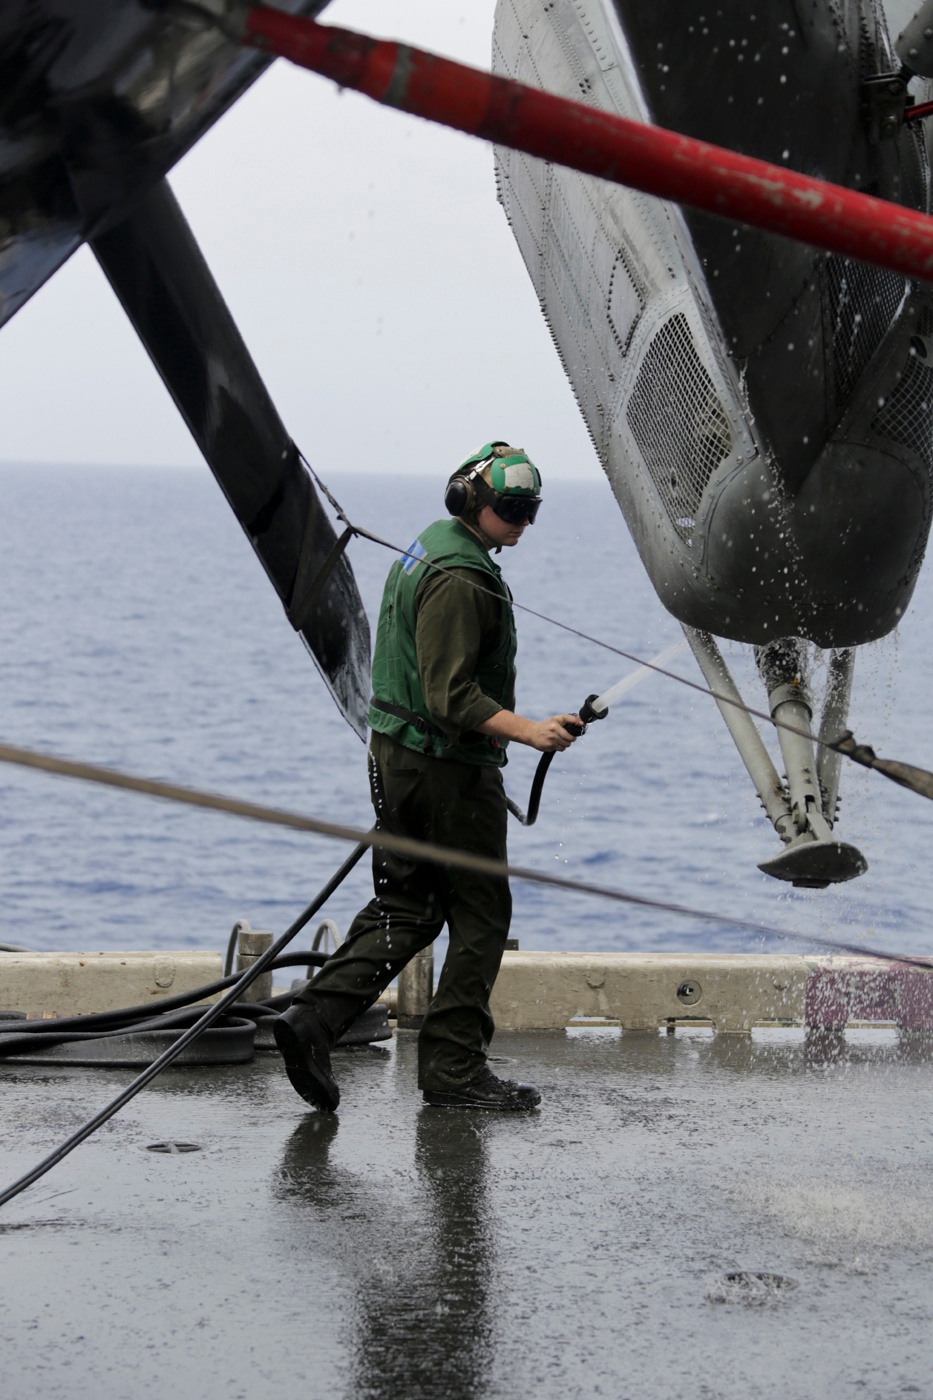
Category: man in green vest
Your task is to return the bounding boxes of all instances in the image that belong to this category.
[275,442,580,1112]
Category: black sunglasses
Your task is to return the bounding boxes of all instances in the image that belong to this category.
[493,494,542,525]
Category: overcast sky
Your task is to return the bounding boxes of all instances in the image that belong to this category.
[0,0,599,480]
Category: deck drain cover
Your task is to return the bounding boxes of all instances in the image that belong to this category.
[707,1271,798,1305]
[145,1142,203,1154]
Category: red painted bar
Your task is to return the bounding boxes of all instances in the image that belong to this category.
[242,5,933,283]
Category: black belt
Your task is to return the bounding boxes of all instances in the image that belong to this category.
[370,697,445,753]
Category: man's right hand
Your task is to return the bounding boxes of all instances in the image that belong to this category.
[477,711,581,752]
[525,715,582,752]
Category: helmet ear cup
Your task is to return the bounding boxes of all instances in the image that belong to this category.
[444,473,473,516]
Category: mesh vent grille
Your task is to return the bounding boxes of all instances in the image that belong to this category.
[626,314,733,538]
[872,351,933,468]
[825,253,905,405]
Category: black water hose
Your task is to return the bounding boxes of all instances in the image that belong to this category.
[0,838,369,1208]
[0,1005,242,1057]
[2,697,601,1049]
[506,695,605,826]
[225,921,246,978]
[4,696,604,1049]
[0,702,609,1203]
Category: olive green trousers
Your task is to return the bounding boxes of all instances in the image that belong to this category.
[295,731,511,1090]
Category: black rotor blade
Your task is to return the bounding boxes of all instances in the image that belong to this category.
[90,176,370,737]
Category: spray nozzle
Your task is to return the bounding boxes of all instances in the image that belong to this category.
[577,694,608,727]
[562,696,607,738]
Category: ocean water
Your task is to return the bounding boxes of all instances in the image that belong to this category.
[1,461,931,960]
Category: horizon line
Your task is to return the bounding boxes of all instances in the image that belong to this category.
[0,458,605,481]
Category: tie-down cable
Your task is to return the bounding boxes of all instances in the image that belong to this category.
[300,450,933,808]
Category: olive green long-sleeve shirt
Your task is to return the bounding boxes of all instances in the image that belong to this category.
[415,567,516,742]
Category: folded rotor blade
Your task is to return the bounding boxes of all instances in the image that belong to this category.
[91,176,370,737]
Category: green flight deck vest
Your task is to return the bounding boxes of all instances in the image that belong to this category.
[369,518,517,766]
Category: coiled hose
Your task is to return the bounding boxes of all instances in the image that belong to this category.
[0,949,330,1058]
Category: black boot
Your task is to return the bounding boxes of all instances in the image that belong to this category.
[273,1003,340,1113]
[423,1066,541,1111]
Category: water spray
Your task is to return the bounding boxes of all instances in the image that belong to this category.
[587,639,687,716]
[507,640,686,825]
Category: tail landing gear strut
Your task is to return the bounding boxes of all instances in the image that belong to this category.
[682,628,867,888]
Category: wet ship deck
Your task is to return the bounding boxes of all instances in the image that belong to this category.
[2,1026,931,1398]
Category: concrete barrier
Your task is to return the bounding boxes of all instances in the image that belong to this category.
[3,949,928,1033]
[0,951,222,1017]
